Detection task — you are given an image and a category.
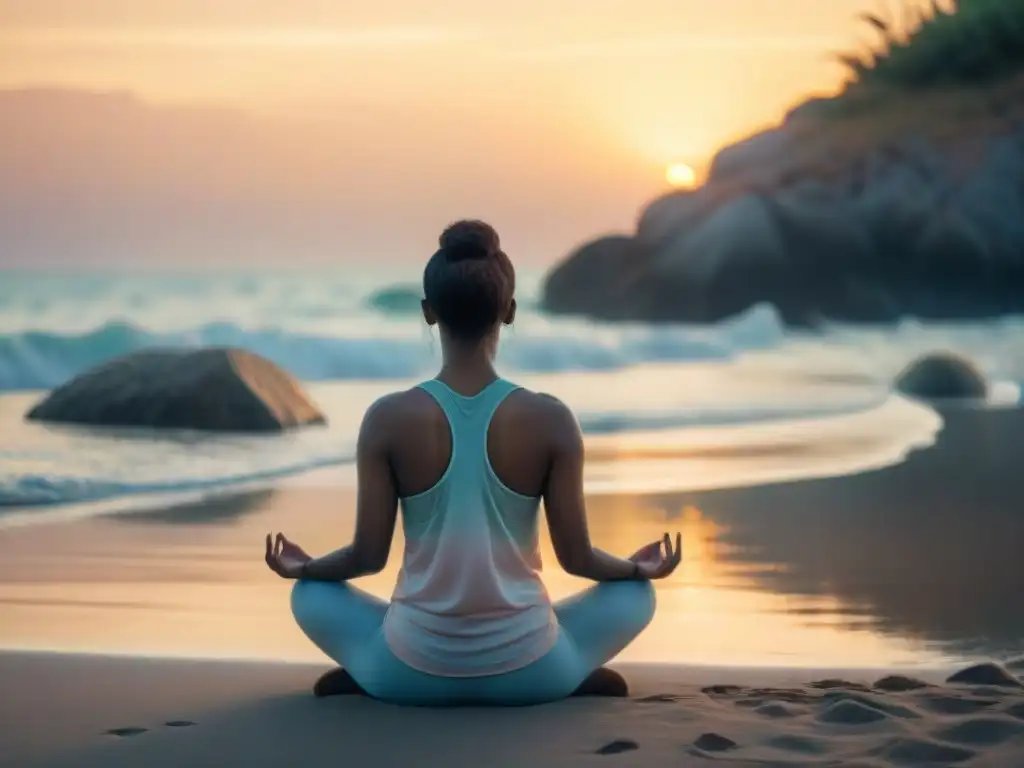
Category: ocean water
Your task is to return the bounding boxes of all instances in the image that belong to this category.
[0,269,1020,524]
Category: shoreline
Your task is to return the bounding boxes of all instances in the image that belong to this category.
[0,383,945,529]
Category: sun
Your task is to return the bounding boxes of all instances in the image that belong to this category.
[665,162,697,189]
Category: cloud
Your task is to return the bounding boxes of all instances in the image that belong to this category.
[1,26,473,52]
[505,34,841,61]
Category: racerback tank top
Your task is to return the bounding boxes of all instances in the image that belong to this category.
[382,378,559,677]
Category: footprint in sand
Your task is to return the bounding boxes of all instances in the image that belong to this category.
[703,685,816,706]
[817,699,890,725]
[876,736,976,765]
[810,679,873,693]
[873,675,930,693]
[701,685,744,697]
[764,733,830,755]
[104,721,197,738]
[635,694,683,703]
[595,739,639,755]
[753,701,803,719]
[822,691,920,720]
[917,693,999,716]
[932,716,1024,747]
[693,733,738,752]
[1004,701,1024,720]
[104,727,148,738]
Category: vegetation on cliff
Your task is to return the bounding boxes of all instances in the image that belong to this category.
[735,0,1024,183]
[838,0,1024,94]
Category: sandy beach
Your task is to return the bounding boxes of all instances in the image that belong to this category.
[2,404,1023,766]
[5,652,1024,767]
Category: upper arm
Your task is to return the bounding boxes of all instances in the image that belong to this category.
[351,394,400,572]
[540,396,595,575]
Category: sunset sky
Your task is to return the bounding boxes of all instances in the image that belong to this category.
[0,1,941,267]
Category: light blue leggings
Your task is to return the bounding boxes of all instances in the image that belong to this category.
[291,579,656,706]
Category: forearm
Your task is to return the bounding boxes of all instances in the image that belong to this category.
[300,545,375,582]
[576,547,641,582]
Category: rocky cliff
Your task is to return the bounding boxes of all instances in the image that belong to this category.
[542,5,1024,327]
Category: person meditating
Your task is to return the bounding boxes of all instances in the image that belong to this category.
[264,220,682,706]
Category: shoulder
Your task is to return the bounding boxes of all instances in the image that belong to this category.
[359,387,437,436]
[520,389,577,421]
[504,388,582,444]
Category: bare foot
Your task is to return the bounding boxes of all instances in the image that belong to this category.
[312,667,369,698]
[572,667,629,698]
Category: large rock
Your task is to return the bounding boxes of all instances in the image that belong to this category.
[540,235,643,318]
[894,353,988,401]
[647,194,791,323]
[763,185,888,324]
[541,81,1024,326]
[708,128,793,183]
[636,189,708,246]
[26,348,326,432]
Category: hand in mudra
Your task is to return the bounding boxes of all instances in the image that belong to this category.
[629,533,682,580]
[265,532,312,580]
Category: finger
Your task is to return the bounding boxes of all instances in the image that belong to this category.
[634,540,660,560]
[275,532,284,558]
[662,532,672,559]
[674,533,683,564]
[265,533,272,561]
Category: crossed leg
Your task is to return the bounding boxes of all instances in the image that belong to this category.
[291,578,656,706]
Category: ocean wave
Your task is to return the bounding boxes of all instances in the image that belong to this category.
[0,305,785,391]
[0,454,347,510]
[575,397,889,434]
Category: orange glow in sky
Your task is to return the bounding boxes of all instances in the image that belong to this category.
[0,1,948,266]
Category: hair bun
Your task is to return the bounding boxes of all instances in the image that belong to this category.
[440,220,500,263]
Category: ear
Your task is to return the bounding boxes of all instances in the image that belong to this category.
[421,299,438,327]
[503,298,517,326]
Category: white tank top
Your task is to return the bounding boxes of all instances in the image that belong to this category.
[382,378,558,677]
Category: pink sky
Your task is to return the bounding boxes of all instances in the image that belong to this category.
[0,0,944,267]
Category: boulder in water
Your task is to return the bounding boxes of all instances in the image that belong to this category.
[367,285,423,316]
[26,348,326,433]
[894,353,988,400]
